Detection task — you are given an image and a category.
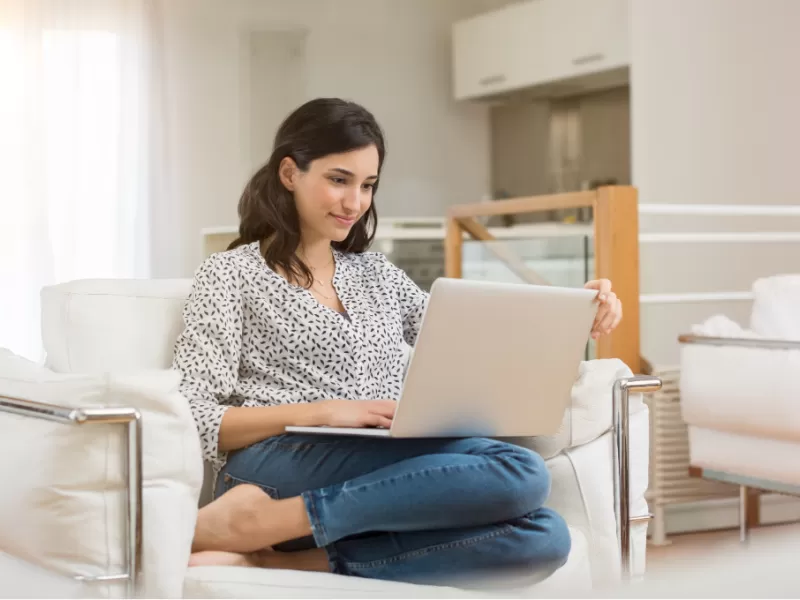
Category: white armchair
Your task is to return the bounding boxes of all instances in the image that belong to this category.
[679,275,800,541]
[0,279,658,598]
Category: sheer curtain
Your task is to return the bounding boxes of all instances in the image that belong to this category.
[0,0,163,360]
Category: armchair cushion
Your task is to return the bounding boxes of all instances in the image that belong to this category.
[681,342,800,444]
[0,351,203,598]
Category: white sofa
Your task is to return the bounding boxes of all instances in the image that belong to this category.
[0,279,654,598]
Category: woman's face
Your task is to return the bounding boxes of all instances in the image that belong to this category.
[281,145,379,244]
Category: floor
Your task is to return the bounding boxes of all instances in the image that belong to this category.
[633,523,800,597]
[646,522,800,564]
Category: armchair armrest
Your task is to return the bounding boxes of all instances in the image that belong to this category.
[0,394,142,598]
[613,376,662,580]
[679,334,800,350]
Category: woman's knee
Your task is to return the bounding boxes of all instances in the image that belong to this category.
[540,508,572,566]
[478,440,551,513]
[514,508,572,572]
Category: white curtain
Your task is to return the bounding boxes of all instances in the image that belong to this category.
[0,0,163,360]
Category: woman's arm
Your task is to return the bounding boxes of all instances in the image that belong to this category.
[217,399,396,452]
[378,255,429,346]
[173,254,245,462]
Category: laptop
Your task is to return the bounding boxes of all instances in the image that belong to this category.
[286,278,598,439]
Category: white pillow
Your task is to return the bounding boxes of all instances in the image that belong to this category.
[0,350,203,598]
[750,274,800,340]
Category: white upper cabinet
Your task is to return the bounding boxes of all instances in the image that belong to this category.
[452,0,629,101]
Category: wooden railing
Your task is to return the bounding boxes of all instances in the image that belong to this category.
[445,186,641,374]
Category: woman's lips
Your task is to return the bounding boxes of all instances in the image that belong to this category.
[331,214,356,226]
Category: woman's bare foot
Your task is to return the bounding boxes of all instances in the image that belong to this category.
[189,550,255,568]
[189,547,330,573]
[192,484,312,553]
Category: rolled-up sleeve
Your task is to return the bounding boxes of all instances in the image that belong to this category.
[173,255,242,462]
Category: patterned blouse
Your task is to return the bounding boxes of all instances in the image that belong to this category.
[172,241,428,472]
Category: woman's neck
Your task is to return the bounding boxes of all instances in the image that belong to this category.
[298,236,334,271]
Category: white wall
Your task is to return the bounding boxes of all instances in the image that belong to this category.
[631,0,800,366]
[153,0,506,277]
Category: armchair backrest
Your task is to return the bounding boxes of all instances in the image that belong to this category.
[41,279,192,374]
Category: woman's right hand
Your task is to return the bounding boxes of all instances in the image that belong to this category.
[307,399,396,429]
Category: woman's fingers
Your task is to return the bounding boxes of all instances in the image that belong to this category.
[593,292,616,329]
[364,413,393,429]
[367,400,397,418]
[612,299,623,329]
[586,280,619,339]
[598,314,615,334]
[585,278,613,301]
[598,295,618,332]
[591,292,623,338]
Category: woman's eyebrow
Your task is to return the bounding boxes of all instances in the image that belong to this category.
[330,167,378,180]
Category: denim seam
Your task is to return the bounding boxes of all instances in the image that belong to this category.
[220,472,280,499]
[303,491,330,547]
[340,460,501,496]
[340,523,515,571]
[270,440,340,451]
[322,542,342,575]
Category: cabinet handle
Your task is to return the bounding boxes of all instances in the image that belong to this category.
[573,53,605,66]
[478,74,507,86]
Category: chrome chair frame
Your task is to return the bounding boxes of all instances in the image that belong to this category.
[612,375,662,579]
[0,394,142,598]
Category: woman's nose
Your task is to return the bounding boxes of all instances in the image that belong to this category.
[341,186,361,212]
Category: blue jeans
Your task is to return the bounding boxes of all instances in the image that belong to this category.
[216,434,571,587]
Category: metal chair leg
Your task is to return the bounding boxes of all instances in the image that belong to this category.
[739,485,749,543]
[613,376,662,580]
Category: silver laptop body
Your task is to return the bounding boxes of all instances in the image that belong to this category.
[286,278,597,439]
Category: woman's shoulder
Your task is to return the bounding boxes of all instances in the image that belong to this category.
[192,242,260,283]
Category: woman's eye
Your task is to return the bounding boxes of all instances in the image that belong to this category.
[361,183,374,191]
[329,177,346,185]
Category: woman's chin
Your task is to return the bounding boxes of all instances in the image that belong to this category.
[327,226,353,243]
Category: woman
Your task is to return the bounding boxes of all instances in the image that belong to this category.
[175,98,623,587]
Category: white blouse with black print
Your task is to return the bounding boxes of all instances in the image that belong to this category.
[172,241,428,473]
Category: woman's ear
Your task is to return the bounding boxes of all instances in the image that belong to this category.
[278,157,298,191]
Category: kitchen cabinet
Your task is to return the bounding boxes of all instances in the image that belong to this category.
[452,0,629,101]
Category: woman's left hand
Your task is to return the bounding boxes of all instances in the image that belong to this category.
[584,279,623,340]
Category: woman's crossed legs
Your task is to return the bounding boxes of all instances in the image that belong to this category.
[191,434,570,587]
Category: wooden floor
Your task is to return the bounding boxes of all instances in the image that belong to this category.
[647,522,800,565]
[636,523,800,596]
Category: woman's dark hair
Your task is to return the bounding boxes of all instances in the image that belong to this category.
[228,97,386,287]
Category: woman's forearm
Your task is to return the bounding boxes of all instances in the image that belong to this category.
[218,403,322,453]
